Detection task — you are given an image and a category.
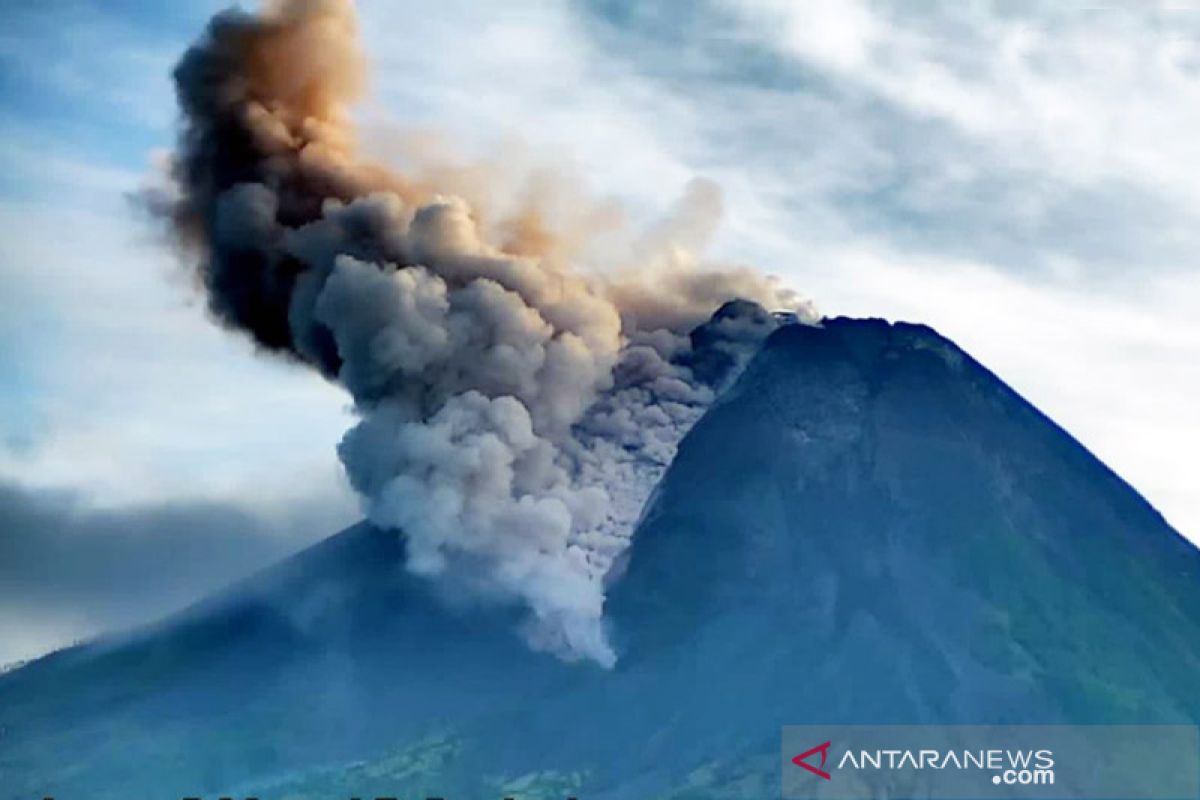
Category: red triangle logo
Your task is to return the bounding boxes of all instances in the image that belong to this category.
[792,740,832,780]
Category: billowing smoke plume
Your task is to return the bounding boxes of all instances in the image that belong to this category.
[161,0,815,666]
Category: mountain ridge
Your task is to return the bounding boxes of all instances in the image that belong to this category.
[2,316,1197,799]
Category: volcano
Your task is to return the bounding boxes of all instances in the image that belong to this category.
[2,318,1197,799]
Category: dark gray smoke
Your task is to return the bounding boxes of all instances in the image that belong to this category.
[160,0,815,665]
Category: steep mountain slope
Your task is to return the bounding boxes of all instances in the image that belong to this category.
[594,318,1200,795]
[2,318,1197,799]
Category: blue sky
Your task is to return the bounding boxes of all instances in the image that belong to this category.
[2,0,1198,663]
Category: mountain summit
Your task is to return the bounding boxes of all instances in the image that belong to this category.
[2,318,1197,798]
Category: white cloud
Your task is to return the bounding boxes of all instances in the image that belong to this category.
[0,196,358,522]
[724,0,1200,210]
[356,0,700,209]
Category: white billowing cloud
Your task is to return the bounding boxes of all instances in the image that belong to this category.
[725,0,1200,209]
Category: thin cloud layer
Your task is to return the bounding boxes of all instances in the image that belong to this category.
[0,480,320,666]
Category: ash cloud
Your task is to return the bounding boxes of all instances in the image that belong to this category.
[159,0,814,665]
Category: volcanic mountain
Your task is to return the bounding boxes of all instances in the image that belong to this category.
[2,318,1197,799]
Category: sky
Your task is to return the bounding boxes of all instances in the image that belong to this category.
[1,0,1198,666]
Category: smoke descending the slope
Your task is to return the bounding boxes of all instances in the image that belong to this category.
[161,0,814,665]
